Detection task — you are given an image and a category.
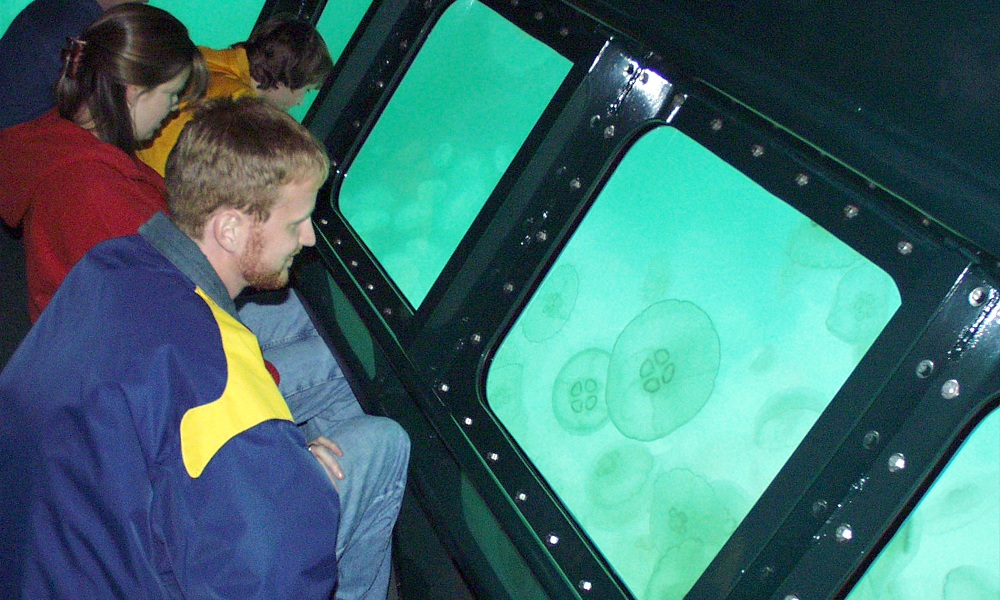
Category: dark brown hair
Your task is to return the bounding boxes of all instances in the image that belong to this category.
[56,4,208,154]
[242,14,333,91]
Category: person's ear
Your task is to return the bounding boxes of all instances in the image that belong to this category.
[211,209,249,254]
[125,84,142,107]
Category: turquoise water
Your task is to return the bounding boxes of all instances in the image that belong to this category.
[488,126,903,597]
[340,0,571,307]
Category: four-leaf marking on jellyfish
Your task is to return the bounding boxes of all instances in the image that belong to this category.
[605,300,722,442]
[552,348,611,435]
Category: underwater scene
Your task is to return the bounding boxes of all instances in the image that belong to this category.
[487,125,908,598]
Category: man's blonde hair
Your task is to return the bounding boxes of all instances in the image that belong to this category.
[165,96,329,239]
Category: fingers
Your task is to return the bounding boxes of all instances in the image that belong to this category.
[308,435,343,457]
[307,439,345,491]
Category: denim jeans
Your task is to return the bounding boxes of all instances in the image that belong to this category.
[238,289,410,600]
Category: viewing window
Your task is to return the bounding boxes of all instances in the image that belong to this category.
[339,0,571,307]
[486,126,902,598]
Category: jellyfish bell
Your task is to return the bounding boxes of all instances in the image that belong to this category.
[552,347,612,435]
[606,300,721,442]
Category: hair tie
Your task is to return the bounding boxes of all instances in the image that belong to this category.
[61,38,87,80]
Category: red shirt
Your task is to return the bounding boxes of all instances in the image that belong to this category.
[0,110,167,321]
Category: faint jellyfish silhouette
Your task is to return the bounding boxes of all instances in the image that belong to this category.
[582,443,655,530]
[485,361,527,437]
[786,219,861,269]
[943,565,1000,600]
[521,263,579,343]
[753,387,827,450]
[586,443,655,508]
[606,300,721,441]
[552,348,611,435]
[641,252,673,304]
[844,518,922,600]
[826,263,900,347]
[643,538,714,600]
[649,468,740,556]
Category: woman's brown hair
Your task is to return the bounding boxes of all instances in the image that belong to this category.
[56,4,208,154]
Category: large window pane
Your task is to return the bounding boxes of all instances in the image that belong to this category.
[487,126,902,598]
[339,0,571,307]
[847,410,1000,599]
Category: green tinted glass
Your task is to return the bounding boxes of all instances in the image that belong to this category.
[487,126,902,598]
[291,0,374,122]
[339,0,571,307]
[846,410,1000,599]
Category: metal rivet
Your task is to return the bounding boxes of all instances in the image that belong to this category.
[578,580,593,592]
[546,533,559,546]
[349,260,358,268]
[751,144,765,157]
[352,120,361,129]
[603,125,616,138]
[463,417,473,426]
[862,430,880,450]
[710,118,723,131]
[399,39,409,50]
[559,26,569,37]
[333,238,343,246]
[589,115,601,128]
[941,379,960,399]
[515,491,527,502]
[759,566,775,580]
[897,241,913,255]
[366,283,375,291]
[502,282,515,294]
[318,218,329,226]
[921,217,931,227]
[835,524,853,543]
[533,10,543,20]
[785,595,801,600]
[569,177,582,190]
[535,230,548,242]
[916,359,934,379]
[381,307,393,317]
[438,383,450,393]
[510,0,518,6]
[844,204,859,219]
[811,499,829,518]
[969,287,989,306]
[470,333,482,344]
[487,452,499,462]
[795,173,810,186]
[888,453,906,472]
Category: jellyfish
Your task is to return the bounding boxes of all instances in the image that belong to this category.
[826,263,900,347]
[649,468,739,555]
[752,387,827,450]
[580,443,655,531]
[520,263,579,343]
[552,348,611,435]
[643,538,715,600]
[485,361,527,437]
[943,565,1000,600]
[606,300,721,441]
[785,219,861,269]
[586,443,655,508]
[641,252,674,304]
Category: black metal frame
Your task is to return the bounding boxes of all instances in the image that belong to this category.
[295,0,1000,598]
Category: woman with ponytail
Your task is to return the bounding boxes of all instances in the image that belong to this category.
[0,3,206,320]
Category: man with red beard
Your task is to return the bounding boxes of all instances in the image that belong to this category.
[0,97,344,598]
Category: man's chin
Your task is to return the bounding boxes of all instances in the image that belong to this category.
[245,269,290,291]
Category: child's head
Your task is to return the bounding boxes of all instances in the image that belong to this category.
[243,14,333,111]
[56,4,208,154]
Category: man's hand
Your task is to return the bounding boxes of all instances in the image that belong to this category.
[307,436,345,491]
